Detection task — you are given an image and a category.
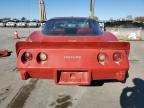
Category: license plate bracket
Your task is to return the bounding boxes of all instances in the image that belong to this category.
[55,70,91,85]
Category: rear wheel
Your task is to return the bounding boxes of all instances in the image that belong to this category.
[121,72,129,83]
[91,80,104,86]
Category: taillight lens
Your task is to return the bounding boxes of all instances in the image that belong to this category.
[37,52,47,63]
[98,53,107,65]
[39,52,47,61]
[113,52,122,63]
[22,52,32,63]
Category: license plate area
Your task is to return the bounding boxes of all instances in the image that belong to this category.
[56,70,91,85]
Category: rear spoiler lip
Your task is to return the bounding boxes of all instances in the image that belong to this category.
[16,41,130,55]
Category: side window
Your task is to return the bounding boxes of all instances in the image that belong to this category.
[92,20,103,35]
[41,20,53,34]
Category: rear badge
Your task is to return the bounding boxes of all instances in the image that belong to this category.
[64,56,81,60]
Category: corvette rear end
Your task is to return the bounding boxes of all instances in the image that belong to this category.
[16,17,130,85]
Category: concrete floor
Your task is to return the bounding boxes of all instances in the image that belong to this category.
[0,28,144,108]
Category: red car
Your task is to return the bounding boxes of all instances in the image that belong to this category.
[16,17,130,85]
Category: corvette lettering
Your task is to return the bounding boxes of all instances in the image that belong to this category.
[64,56,81,59]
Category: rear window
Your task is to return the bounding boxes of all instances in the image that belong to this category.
[41,18,102,36]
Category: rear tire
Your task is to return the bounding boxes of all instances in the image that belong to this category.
[121,72,129,83]
[91,80,104,86]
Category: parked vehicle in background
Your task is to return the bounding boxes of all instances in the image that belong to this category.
[27,20,40,27]
[6,20,17,27]
[98,21,105,31]
[16,20,28,27]
[0,21,6,27]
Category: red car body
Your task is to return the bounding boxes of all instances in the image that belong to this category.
[16,17,130,85]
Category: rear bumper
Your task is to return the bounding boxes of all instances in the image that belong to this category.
[16,41,130,85]
[17,68,128,85]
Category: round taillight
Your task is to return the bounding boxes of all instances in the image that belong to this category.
[113,52,122,62]
[22,52,32,63]
[98,53,107,65]
[37,52,47,63]
[39,52,47,61]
